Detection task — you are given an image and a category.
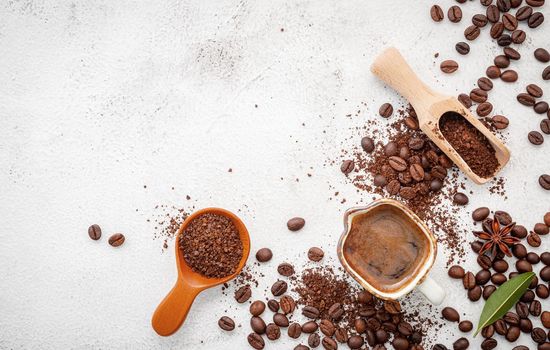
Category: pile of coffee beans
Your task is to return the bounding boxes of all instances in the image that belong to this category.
[87,224,126,247]
[179,213,243,278]
[221,247,430,350]
[442,209,550,349]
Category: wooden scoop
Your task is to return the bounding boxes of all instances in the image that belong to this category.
[151,207,250,336]
[370,47,510,184]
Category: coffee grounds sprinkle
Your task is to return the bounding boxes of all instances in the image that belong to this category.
[179,213,243,278]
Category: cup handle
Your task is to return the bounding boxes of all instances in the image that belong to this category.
[416,276,446,305]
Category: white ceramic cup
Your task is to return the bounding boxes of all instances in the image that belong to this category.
[337,198,445,305]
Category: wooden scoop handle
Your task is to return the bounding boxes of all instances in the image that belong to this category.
[151,279,200,336]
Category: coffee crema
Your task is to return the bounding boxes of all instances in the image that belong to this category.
[343,204,430,293]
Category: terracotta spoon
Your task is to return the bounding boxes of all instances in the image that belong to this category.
[371,47,510,184]
[151,207,250,336]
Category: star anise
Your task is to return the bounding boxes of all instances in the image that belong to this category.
[473,218,520,258]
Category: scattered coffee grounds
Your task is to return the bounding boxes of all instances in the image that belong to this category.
[179,213,243,278]
[439,112,499,179]
[149,203,193,250]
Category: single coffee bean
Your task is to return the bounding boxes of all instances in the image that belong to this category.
[218,316,235,331]
[308,333,320,347]
[498,34,512,46]
[463,272,475,289]
[481,338,497,350]
[497,0,512,11]
[541,119,550,134]
[256,248,273,262]
[374,174,387,187]
[430,178,443,192]
[477,102,493,116]
[504,47,521,60]
[528,131,544,145]
[470,88,488,103]
[399,186,416,200]
[328,302,344,320]
[384,142,398,156]
[542,311,550,328]
[529,275,539,288]
[386,180,401,195]
[490,22,504,38]
[392,337,409,350]
[516,5,533,20]
[491,273,507,285]
[486,65,501,79]
[288,322,302,338]
[487,5,500,22]
[501,70,518,82]
[271,280,287,296]
[478,255,493,269]
[456,42,470,55]
[482,324,495,338]
[493,259,509,272]
[517,93,536,106]
[519,318,532,332]
[277,262,294,276]
[530,300,542,316]
[442,307,460,322]
[478,77,494,91]
[273,313,289,327]
[483,285,497,299]
[388,156,407,171]
[464,25,481,40]
[473,14,489,27]
[541,265,550,281]
[449,265,465,278]
[516,302,529,318]
[453,192,469,205]
[433,344,449,350]
[379,103,393,118]
[448,6,463,22]
[320,319,336,336]
[340,159,355,174]
[513,244,528,258]
[492,115,509,129]
[534,48,550,62]
[459,320,473,332]
[526,0,545,6]
[516,259,533,272]
[410,164,425,182]
[476,269,492,285]
[539,174,550,190]
[545,213,550,226]
[472,207,490,221]
[534,223,549,235]
[495,211,513,225]
[294,345,308,350]
[347,335,364,349]
[468,285,482,301]
[280,295,295,314]
[235,285,252,303]
[266,323,280,340]
[247,333,265,350]
[541,251,550,265]
[453,337,469,350]
[458,93,472,107]
[302,305,320,319]
[532,327,547,343]
[335,327,348,343]
[88,224,102,240]
[528,12,544,28]
[267,299,279,312]
[108,233,125,247]
[511,29,526,43]
[441,60,459,73]
[431,5,445,21]
[322,337,338,350]
[250,300,266,316]
[535,101,549,114]
[527,84,544,98]
[544,66,550,80]
[512,225,528,238]
[251,316,267,334]
[308,247,324,262]
[503,13,518,30]
[404,116,419,130]
[504,312,520,326]
[494,319,507,335]
[287,217,305,231]
[506,326,521,341]
[494,55,510,68]
[361,136,375,153]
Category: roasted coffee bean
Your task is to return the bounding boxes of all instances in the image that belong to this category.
[235,285,252,303]
[302,306,320,319]
[527,232,542,247]
[481,338,497,350]
[535,48,550,63]
[256,248,273,262]
[271,280,287,296]
[267,299,279,312]
[375,329,389,343]
[542,251,550,265]
[458,93,472,107]
[408,137,424,150]
[273,313,289,327]
[280,295,295,314]
[529,275,539,288]
[218,316,235,331]
[516,302,529,318]
[404,116,419,130]
[361,136,375,153]
[503,13,518,30]
[430,178,443,192]
[317,319,335,337]
[108,233,125,247]
[472,207,490,221]
[438,154,453,168]
[542,311,550,328]
[521,289,536,302]
[541,119,550,134]
[516,5,533,20]
[374,174,387,187]
[431,5,445,21]
[322,336,338,350]
[335,327,348,343]
[278,262,294,277]
[463,272,476,289]
[386,180,401,195]
[506,326,521,341]
[478,77,494,91]
[483,285,497,299]
[512,225,528,238]
[495,211,512,225]
[476,269,492,285]
[477,102,493,116]
[308,333,320,347]
[442,307,460,322]
[398,171,412,185]
[409,164,425,182]
[501,70,518,82]
[473,14,489,27]
[493,259,509,272]
[498,34,512,46]
[497,0,512,11]
[516,259,533,273]
[266,323,280,340]
[388,156,407,171]
[251,316,267,334]
[468,285,482,301]
[528,12,544,28]
[478,255,492,269]
[471,88,488,103]
[453,337,469,350]
[487,4,500,22]
[308,247,324,262]
[492,115,509,129]
[346,335,363,349]
[541,265,550,281]
[448,6,463,22]
[486,65,501,79]
[294,345,308,350]
[391,337,409,350]
[456,42,470,55]
[465,25,481,40]
[491,273,507,285]
[399,186,416,200]
[88,224,102,240]
[490,22,504,38]
[494,55,510,68]
[458,320,473,332]
[540,174,550,190]
[482,325,495,338]
[250,300,266,316]
[384,142,398,156]
[453,192,469,205]
[527,0,545,5]
[532,327,547,343]
[511,29,526,43]
[340,160,355,174]
[379,103,393,118]
[247,333,265,349]
[535,101,550,114]
[328,303,344,320]
[544,66,550,80]
[441,60,459,74]
[494,319,507,335]
[288,322,302,338]
[517,93,536,106]
[431,166,447,180]
[449,265,465,278]
[287,217,305,231]
[537,284,549,298]
[504,47,521,60]
[504,312,520,326]
[527,251,541,263]
[433,344,449,350]
[530,300,542,316]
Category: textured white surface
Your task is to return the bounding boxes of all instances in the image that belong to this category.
[1,1,549,349]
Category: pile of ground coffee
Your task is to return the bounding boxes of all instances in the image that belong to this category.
[179,213,243,278]
[439,112,499,179]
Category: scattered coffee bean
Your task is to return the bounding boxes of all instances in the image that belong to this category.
[294,345,308,350]
[494,55,510,68]
[267,299,279,312]
[271,280,287,296]
[463,272,476,289]
[320,319,336,336]
[541,311,550,328]
[501,70,518,82]
[458,93,472,107]
[88,224,102,240]
[379,103,394,118]
[481,338,497,350]
[251,316,267,334]
[456,42,470,55]
[487,5,500,22]
[486,65,501,79]
[478,255,492,270]
[477,102,493,116]
[433,344,449,350]
[540,119,550,134]
[441,60,459,73]
[535,101,549,114]
[449,265,466,278]
[442,307,460,322]
[534,223,549,235]
[527,84,544,98]
[483,285,496,299]
[528,12,544,28]
[478,77,494,91]
[532,327,546,343]
[453,192,469,205]
[472,207,490,221]
[448,6,462,22]
[468,285,482,301]
[277,262,294,277]
[490,22,504,38]
[516,6,533,21]
[341,159,355,174]
[465,25,481,40]
[431,5,445,22]
[347,335,364,349]
[322,336,338,350]
[503,13,518,30]
[302,305,320,319]
[361,137,375,153]
[528,131,544,145]
[218,316,235,331]
[108,233,125,247]
[250,300,266,316]
[307,247,324,262]
[235,285,252,303]
[256,248,273,262]
[476,269,492,285]
[541,265,550,281]
[453,337,469,350]
[504,47,521,60]
[287,217,305,231]
[517,259,533,272]
[511,29,525,43]
[288,322,302,338]
[473,13,489,27]
[530,300,542,316]
[543,66,550,80]
[493,259,509,273]
[280,295,295,314]
[374,174,387,187]
[539,174,550,190]
[471,88,488,103]
[535,48,550,63]
[459,320,473,332]
[273,313,289,327]
[492,115,509,129]
[266,323,280,340]
[518,93,536,106]
[494,319,507,335]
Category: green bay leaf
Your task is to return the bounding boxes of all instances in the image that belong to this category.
[474,271,535,336]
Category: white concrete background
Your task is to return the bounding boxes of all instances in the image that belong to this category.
[1,1,549,349]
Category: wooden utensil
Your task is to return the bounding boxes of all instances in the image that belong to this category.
[151,207,250,336]
[371,47,510,184]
